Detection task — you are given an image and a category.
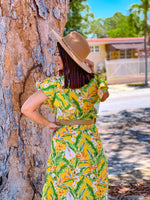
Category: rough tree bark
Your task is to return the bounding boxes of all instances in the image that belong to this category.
[0,0,70,199]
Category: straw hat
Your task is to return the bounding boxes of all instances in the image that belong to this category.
[51,29,92,73]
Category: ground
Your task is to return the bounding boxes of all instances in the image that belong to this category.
[96,84,150,199]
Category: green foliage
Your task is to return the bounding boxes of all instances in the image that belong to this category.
[106,12,142,38]
[129,0,150,35]
[64,0,94,37]
[65,0,149,38]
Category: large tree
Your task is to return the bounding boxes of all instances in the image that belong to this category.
[0,0,70,199]
[129,0,150,85]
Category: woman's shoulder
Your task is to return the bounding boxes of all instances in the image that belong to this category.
[36,76,64,90]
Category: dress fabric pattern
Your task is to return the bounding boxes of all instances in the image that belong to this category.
[36,74,108,200]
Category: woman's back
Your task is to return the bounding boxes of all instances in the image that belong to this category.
[36,74,108,121]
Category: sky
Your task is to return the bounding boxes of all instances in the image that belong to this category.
[86,0,141,19]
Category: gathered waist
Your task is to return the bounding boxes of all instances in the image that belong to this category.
[57,118,96,125]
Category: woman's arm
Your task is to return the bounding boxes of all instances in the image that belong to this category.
[84,58,109,102]
[101,91,109,102]
[21,89,60,130]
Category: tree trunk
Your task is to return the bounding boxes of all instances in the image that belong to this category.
[0,1,70,199]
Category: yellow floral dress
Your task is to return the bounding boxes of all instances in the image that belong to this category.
[37,74,108,200]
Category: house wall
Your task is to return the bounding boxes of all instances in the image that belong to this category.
[87,44,107,73]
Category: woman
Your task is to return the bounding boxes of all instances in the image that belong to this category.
[21,30,109,200]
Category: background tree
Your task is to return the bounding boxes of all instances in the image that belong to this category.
[87,12,143,38]
[129,0,150,85]
[106,12,142,38]
[84,17,107,38]
[0,0,70,199]
[64,0,94,37]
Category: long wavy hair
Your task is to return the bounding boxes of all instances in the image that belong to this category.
[57,43,94,89]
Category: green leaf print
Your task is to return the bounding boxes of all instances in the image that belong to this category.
[85,138,98,157]
[74,90,81,97]
[62,157,74,171]
[82,82,92,92]
[61,93,70,102]
[73,125,81,132]
[71,97,83,116]
[55,95,65,107]
[87,149,95,163]
[51,140,56,158]
[86,196,91,200]
[96,149,103,165]
[91,125,96,133]
[54,151,65,166]
[79,109,94,120]
[62,133,72,138]
[66,89,70,96]
[68,187,78,199]
[66,141,77,152]
[56,139,66,144]
[99,194,107,200]
[50,181,58,200]
[57,164,68,177]
[98,161,105,176]
[42,84,57,91]
[57,185,67,190]
[64,103,71,111]
[84,99,95,104]
[75,176,85,194]
[75,157,80,168]
[79,142,85,152]
[86,183,97,200]
[97,183,106,188]
[79,189,85,199]
[63,178,74,183]
[43,185,50,199]
[59,196,66,200]
[74,131,82,147]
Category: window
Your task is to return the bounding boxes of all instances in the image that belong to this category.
[126,49,132,58]
[90,45,100,53]
[120,50,125,59]
[95,45,100,53]
[90,46,94,53]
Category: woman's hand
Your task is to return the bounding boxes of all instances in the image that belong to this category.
[101,91,109,102]
[46,122,60,130]
[84,59,95,73]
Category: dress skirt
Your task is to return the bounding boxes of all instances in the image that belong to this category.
[42,124,108,200]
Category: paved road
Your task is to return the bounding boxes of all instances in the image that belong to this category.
[95,84,150,199]
[97,84,150,115]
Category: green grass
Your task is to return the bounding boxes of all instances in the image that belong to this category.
[127,82,149,87]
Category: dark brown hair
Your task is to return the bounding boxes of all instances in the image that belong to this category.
[57,43,94,89]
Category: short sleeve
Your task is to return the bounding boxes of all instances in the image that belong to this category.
[36,77,58,112]
[95,73,108,102]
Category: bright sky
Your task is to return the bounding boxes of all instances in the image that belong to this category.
[86,0,141,19]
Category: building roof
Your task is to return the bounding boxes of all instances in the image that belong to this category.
[108,43,144,50]
[87,37,145,44]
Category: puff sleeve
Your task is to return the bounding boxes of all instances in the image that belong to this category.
[36,77,57,112]
[95,72,108,102]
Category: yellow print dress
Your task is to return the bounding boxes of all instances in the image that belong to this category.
[37,74,108,200]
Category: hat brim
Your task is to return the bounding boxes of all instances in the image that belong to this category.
[51,29,92,74]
